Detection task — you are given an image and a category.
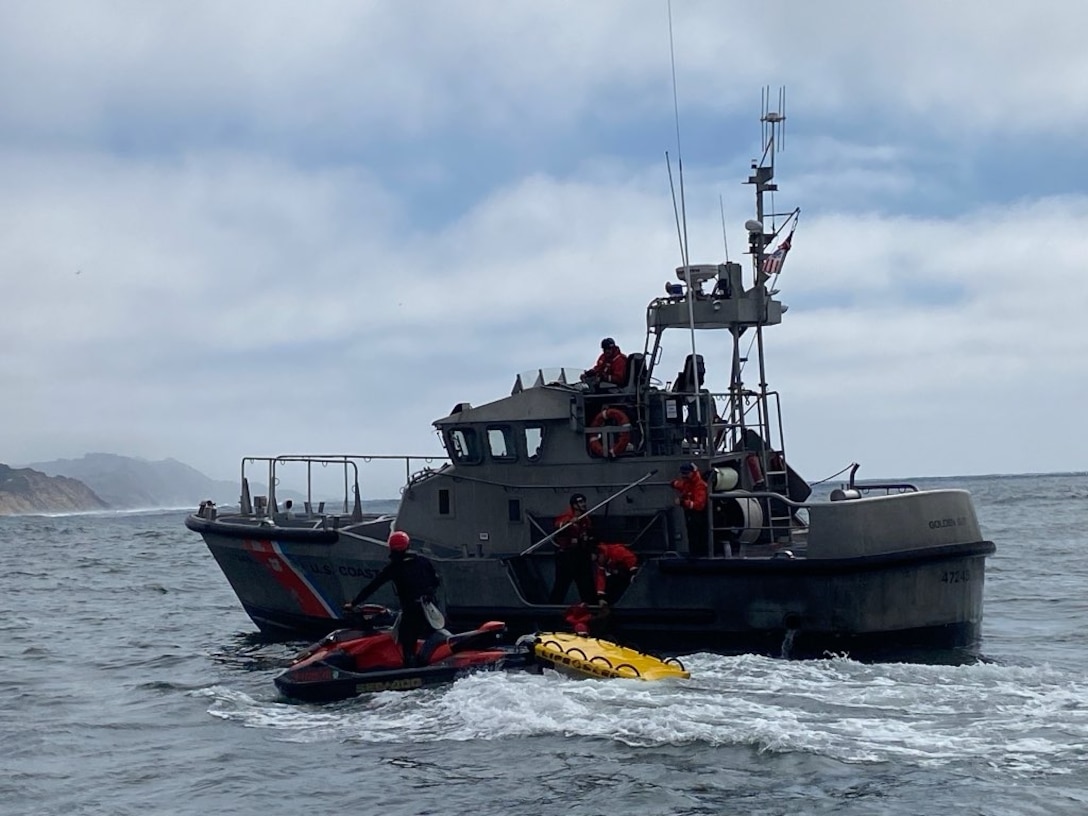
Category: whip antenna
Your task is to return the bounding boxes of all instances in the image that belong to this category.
[720,195,730,262]
[667,0,700,416]
[668,0,690,271]
[666,152,685,264]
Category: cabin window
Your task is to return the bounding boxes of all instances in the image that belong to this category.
[446,428,481,464]
[524,425,545,461]
[438,489,452,516]
[486,426,516,461]
[507,498,521,522]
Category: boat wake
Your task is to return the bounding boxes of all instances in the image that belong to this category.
[198,653,1088,775]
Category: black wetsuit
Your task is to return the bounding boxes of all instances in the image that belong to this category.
[349,552,440,666]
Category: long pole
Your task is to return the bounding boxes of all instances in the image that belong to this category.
[518,470,659,556]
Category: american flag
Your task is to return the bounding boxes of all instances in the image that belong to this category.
[760,232,792,278]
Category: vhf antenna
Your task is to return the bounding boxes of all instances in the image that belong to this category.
[757,85,787,237]
[667,0,701,423]
[761,85,787,156]
[668,0,690,272]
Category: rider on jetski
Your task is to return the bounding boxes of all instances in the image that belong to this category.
[342,531,442,666]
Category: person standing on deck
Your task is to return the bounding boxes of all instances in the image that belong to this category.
[672,463,709,556]
[549,493,598,604]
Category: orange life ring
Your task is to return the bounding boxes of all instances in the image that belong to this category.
[588,407,631,458]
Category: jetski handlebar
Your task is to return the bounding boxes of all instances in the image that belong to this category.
[339,603,397,629]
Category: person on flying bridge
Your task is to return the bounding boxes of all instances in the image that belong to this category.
[342,530,442,667]
[582,337,627,386]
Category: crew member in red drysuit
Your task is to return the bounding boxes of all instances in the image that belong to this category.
[549,493,597,603]
[583,337,628,385]
[672,462,709,556]
[593,542,638,605]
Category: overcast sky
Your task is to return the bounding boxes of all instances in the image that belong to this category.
[4,0,1087,496]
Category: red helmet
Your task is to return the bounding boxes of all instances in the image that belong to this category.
[388,531,410,552]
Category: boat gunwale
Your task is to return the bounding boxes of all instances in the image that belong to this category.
[655,540,995,574]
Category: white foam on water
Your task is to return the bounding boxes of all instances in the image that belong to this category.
[202,654,1088,775]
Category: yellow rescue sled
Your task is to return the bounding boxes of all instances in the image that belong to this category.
[530,632,689,681]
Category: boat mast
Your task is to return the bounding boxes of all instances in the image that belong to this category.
[743,87,786,454]
[643,92,789,461]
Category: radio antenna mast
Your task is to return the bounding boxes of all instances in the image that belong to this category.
[667,0,700,415]
[668,0,690,272]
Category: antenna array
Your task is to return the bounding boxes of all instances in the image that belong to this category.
[761,86,787,154]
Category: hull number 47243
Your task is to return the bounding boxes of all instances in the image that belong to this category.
[941,569,971,584]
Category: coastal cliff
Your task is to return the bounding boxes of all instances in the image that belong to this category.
[0,464,109,515]
[26,453,237,509]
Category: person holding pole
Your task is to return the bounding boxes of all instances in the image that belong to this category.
[548,493,598,604]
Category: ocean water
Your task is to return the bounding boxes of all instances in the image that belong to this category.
[2,472,1087,816]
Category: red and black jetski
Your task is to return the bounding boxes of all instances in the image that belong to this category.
[274,605,534,702]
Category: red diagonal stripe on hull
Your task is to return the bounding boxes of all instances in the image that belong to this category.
[242,538,333,618]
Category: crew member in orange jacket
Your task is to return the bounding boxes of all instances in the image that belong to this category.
[583,337,627,385]
[593,542,638,605]
[672,462,710,556]
[549,493,597,604]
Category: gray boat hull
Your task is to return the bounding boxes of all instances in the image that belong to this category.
[187,487,994,657]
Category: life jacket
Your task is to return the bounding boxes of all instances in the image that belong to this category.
[591,349,628,384]
[671,471,708,512]
[554,508,594,551]
[564,602,594,634]
[596,542,637,573]
[594,543,638,596]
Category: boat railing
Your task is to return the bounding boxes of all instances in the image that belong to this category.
[633,385,786,459]
[704,478,924,556]
[832,464,918,499]
[712,481,918,516]
[828,482,920,500]
[714,488,806,507]
[239,454,448,519]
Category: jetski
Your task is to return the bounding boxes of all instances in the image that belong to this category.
[526,632,690,681]
[274,604,533,702]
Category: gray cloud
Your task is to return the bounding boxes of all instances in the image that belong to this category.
[3,1,1087,495]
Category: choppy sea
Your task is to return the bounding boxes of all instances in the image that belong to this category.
[2,472,1088,815]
